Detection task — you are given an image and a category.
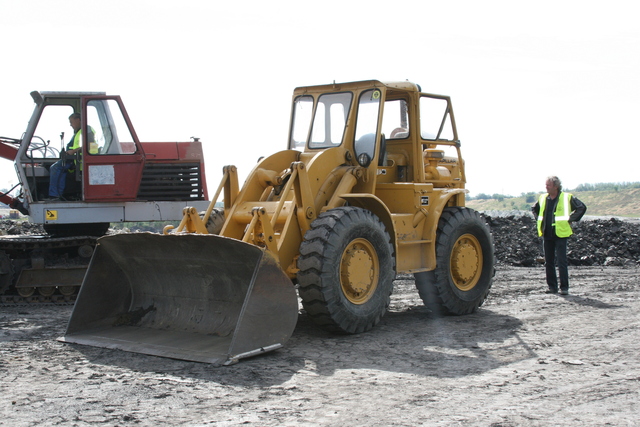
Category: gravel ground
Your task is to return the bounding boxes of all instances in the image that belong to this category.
[1,266,639,426]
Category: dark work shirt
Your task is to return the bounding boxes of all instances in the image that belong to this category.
[543,196,557,238]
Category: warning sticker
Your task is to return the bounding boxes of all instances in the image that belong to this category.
[46,210,58,221]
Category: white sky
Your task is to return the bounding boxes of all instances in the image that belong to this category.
[1,0,639,197]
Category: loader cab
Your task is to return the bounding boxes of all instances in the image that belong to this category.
[19,93,145,203]
[289,91,352,151]
[287,81,464,190]
[288,86,385,169]
[288,84,402,180]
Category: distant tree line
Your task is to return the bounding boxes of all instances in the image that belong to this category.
[469,182,640,201]
[470,193,508,202]
[571,182,640,192]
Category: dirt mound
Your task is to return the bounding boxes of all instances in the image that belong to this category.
[2,216,639,267]
[0,219,45,235]
[486,215,640,267]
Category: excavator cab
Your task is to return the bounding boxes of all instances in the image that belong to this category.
[19,93,146,204]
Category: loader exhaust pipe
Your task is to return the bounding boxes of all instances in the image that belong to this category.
[59,233,299,365]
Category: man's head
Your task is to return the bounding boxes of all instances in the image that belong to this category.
[69,113,81,132]
[545,175,562,197]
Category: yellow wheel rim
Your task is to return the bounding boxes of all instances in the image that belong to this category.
[340,238,379,304]
[449,233,483,291]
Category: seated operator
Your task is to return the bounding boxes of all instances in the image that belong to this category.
[48,113,96,200]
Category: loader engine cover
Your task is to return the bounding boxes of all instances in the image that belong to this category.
[59,233,299,365]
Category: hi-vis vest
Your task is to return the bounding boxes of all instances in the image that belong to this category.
[537,192,573,238]
[69,127,98,171]
[70,126,98,154]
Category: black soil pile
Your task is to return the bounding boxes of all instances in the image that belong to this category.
[0,219,45,235]
[2,216,639,267]
[486,215,640,267]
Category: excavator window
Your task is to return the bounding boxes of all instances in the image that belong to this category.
[29,104,74,159]
[87,100,137,155]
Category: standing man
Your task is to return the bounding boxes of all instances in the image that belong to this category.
[48,113,95,199]
[532,176,587,295]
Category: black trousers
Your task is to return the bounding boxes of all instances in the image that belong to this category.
[543,238,569,291]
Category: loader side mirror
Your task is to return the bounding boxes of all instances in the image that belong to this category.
[354,133,375,167]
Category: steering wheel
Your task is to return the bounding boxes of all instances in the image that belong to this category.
[28,136,60,159]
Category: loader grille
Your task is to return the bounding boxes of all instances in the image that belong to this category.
[137,162,204,201]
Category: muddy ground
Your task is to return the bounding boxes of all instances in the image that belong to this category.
[1,265,639,426]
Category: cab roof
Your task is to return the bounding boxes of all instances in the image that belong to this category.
[293,80,421,94]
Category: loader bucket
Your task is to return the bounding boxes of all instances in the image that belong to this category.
[58,233,299,365]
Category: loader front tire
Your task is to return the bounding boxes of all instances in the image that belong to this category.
[298,207,395,334]
[415,207,494,315]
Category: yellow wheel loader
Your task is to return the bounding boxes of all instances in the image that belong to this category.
[60,80,495,365]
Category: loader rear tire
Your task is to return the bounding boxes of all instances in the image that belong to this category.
[415,207,494,315]
[298,207,395,334]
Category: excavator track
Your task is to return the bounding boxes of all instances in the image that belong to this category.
[0,234,98,303]
[0,294,76,305]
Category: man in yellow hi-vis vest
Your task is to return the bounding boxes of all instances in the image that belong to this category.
[48,113,96,199]
[532,176,587,295]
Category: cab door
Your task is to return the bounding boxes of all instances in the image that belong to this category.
[81,96,145,201]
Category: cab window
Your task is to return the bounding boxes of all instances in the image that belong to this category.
[308,92,352,149]
[87,99,137,155]
[289,95,313,150]
[419,96,454,141]
[353,89,381,166]
[382,99,409,139]
[29,104,75,158]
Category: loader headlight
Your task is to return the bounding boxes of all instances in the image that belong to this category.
[357,152,371,167]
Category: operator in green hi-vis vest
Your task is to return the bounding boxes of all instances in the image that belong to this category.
[48,113,96,200]
[532,176,587,295]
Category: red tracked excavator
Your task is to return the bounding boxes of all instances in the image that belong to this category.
[0,91,209,301]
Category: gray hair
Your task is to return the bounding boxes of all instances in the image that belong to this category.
[547,175,562,192]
